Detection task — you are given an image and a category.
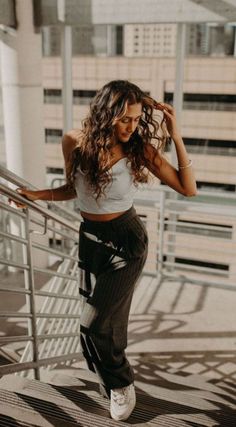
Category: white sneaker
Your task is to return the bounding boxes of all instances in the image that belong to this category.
[110,383,136,421]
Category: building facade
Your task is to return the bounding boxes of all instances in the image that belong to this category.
[124,23,236,57]
[1,24,236,281]
[42,55,236,191]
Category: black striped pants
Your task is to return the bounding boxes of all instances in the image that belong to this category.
[78,205,148,393]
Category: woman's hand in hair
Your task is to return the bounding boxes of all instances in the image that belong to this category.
[154,102,181,140]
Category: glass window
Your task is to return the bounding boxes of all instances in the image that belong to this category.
[45,129,63,144]
[44,89,62,104]
[73,89,97,105]
[183,138,236,156]
[164,92,236,111]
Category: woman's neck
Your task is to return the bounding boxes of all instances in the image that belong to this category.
[110,141,125,157]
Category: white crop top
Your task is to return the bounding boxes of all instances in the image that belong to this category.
[74,157,138,214]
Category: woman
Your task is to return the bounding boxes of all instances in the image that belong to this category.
[14,80,197,421]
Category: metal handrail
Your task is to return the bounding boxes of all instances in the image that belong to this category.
[0,166,82,379]
[0,164,81,222]
[0,184,80,232]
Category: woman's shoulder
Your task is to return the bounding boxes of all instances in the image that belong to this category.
[62,129,83,157]
[62,129,83,148]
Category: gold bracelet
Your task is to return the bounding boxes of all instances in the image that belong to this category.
[178,159,193,170]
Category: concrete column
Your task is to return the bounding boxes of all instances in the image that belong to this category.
[57,0,73,133]
[61,25,73,133]
[0,0,45,187]
[107,25,116,56]
[234,25,236,57]
[0,0,47,268]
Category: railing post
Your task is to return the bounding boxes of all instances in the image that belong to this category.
[165,23,186,272]
[25,209,40,380]
[157,189,166,282]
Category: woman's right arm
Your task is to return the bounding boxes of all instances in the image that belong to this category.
[10,132,78,207]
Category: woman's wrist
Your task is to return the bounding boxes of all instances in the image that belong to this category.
[178,159,193,170]
[171,132,183,143]
[33,189,52,201]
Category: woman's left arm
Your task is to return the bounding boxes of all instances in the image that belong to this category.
[144,102,197,197]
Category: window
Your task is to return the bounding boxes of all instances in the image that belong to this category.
[197,181,236,192]
[164,92,236,111]
[44,89,62,104]
[44,89,97,106]
[45,129,63,144]
[116,25,123,55]
[73,89,97,105]
[183,138,236,156]
[46,167,64,174]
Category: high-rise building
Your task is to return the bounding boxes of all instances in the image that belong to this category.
[124,24,177,57]
[41,22,236,60]
[124,23,236,58]
[42,25,123,57]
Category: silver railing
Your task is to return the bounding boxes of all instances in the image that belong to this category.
[0,165,83,380]
[134,184,236,289]
[0,165,236,381]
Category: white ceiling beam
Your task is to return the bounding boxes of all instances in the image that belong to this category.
[33,0,236,27]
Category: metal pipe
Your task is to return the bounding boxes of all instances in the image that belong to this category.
[32,241,79,261]
[25,209,40,380]
[0,230,27,244]
[157,191,165,282]
[0,312,32,318]
[0,286,30,294]
[0,258,29,269]
[31,218,79,242]
[0,352,82,376]
[0,332,80,344]
[32,267,78,281]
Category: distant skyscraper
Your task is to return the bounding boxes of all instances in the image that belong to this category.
[41,23,235,59]
[207,24,235,56]
[186,24,209,55]
[123,23,235,58]
[42,25,123,57]
[124,24,177,57]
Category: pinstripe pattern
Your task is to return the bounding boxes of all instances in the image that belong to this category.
[78,206,148,393]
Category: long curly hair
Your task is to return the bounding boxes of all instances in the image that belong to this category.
[68,80,168,200]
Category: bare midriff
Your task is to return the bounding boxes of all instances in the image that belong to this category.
[80,210,127,222]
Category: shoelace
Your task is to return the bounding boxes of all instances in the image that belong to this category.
[112,387,129,405]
